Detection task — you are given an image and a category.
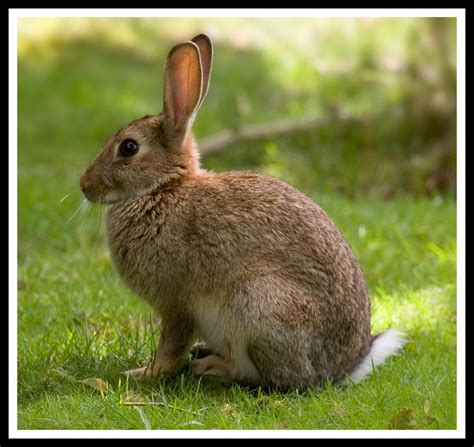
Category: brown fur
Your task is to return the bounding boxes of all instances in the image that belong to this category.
[80,34,372,388]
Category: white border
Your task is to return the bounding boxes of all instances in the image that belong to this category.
[10,8,465,439]
[455,10,466,440]
[8,8,463,17]
[9,8,19,440]
[8,429,465,439]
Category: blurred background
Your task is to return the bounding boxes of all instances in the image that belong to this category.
[18,17,456,200]
[16,20,458,427]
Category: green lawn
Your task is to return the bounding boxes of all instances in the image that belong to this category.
[17,18,457,430]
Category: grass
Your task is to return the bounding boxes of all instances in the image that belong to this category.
[17,18,457,431]
[18,196,456,430]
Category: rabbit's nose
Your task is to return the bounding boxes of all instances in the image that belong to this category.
[80,174,91,197]
[79,178,87,194]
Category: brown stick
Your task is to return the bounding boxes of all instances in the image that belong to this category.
[199,109,358,156]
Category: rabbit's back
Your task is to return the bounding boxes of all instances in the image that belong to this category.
[181,172,367,301]
[107,171,369,311]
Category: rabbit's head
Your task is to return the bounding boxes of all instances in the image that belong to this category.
[80,34,213,203]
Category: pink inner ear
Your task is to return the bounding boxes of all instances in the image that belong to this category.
[171,69,189,125]
[165,45,201,128]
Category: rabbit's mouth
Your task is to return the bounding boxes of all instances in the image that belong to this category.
[85,186,160,205]
[80,180,118,204]
[80,170,127,203]
[81,189,125,205]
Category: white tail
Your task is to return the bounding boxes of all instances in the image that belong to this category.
[347,329,405,383]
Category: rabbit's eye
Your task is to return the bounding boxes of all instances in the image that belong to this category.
[119,139,139,157]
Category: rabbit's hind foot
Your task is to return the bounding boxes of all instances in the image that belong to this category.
[191,354,234,382]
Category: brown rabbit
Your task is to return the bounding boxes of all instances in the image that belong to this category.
[80,34,404,389]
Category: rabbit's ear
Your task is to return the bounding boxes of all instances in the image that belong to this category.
[163,41,203,146]
[191,34,213,109]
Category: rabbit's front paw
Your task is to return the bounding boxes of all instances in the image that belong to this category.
[123,364,156,381]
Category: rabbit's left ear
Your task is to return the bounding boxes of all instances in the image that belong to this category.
[162,41,203,147]
[191,34,213,109]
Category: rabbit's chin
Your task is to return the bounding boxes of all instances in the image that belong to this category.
[82,190,120,204]
[100,186,158,205]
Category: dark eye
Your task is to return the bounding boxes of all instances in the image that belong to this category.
[119,139,139,157]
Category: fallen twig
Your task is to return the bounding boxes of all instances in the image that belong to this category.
[199,108,363,156]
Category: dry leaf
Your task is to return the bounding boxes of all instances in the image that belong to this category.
[423,400,430,416]
[389,407,417,429]
[423,400,436,425]
[79,377,109,392]
[276,420,289,429]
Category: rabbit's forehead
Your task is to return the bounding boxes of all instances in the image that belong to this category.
[112,115,162,141]
[106,115,163,149]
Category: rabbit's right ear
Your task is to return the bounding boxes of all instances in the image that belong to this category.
[162,41,203,149]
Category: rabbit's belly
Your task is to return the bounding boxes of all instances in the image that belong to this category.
[193,299,262,382]
[194,302,226,355]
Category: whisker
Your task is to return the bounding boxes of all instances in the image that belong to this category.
[91,204,104,252]
[81,201,93,227]
[77,200,94,254]
[59,192,73,204]
[81,203,107,287]
[66,199,88,225]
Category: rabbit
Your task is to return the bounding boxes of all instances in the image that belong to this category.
[80,33,404,389]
